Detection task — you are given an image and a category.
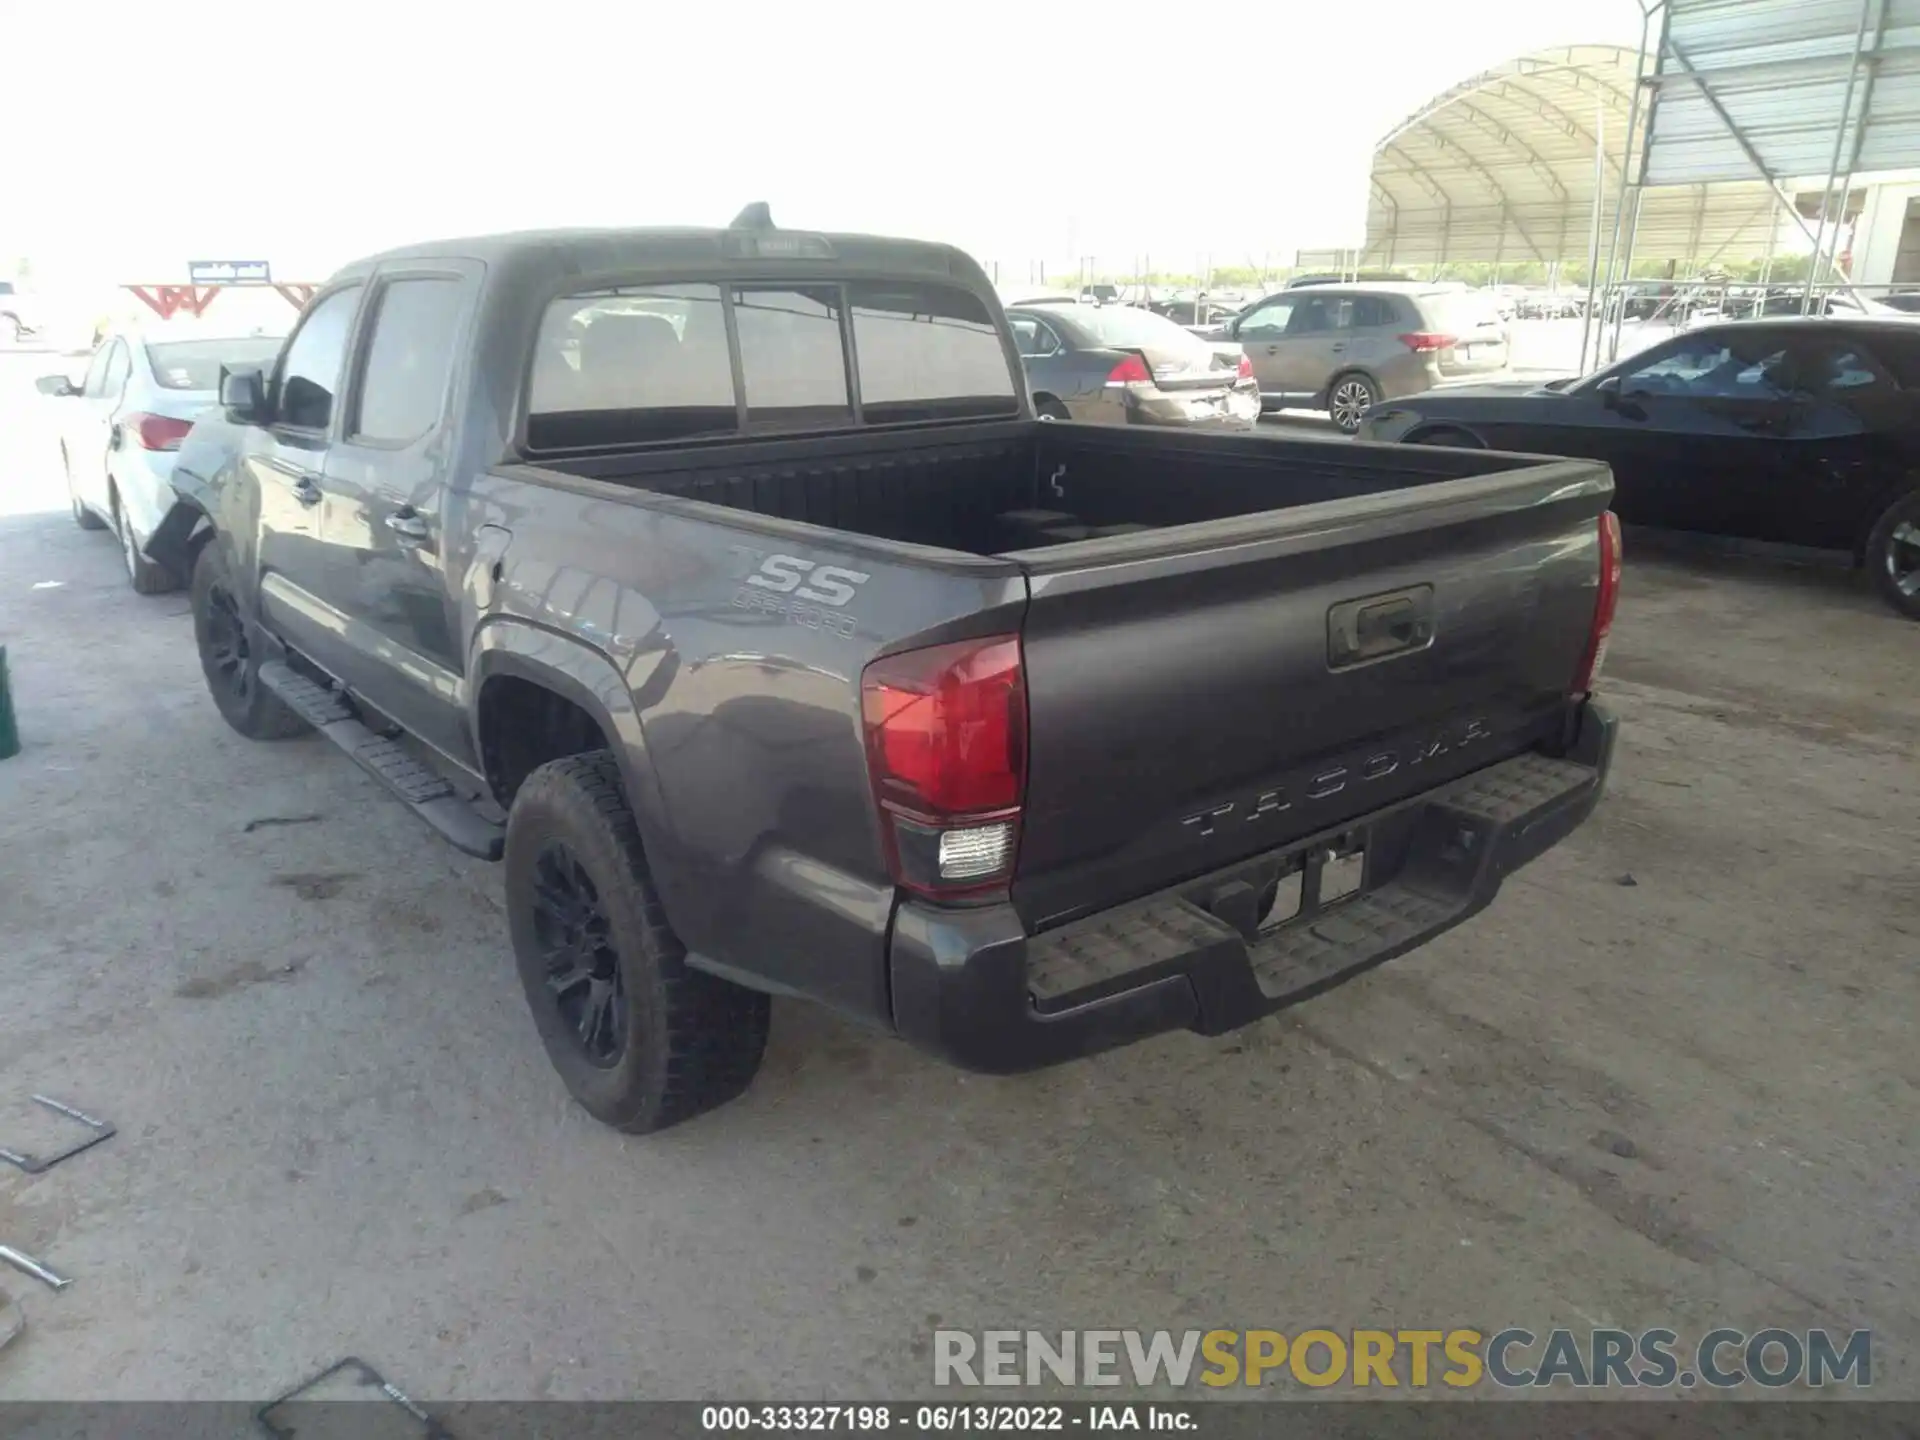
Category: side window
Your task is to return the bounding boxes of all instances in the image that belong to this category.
[80,343,115,397]
[101,341,131,397]
[1009,315,1061,359]
[732,285,852,430]
[274,285,364,431]
[1624,338,1736,392]
[1351,296,1391,328]
[849,282,1019,421]
[349,277,466,444]
[1789,341,1896,397]
[1287,297,1352,335]
[1625,337,1789,399]
[1236,299,1294,339]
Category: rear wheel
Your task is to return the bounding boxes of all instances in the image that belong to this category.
[505,751,771,1132]
[1034,397,1070,421]
[189,543,311,739]
[1327,372,1380,434]
[1865,488,1920,620]
[112,487,176,595]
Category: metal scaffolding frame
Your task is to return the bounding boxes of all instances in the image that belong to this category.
[1593,0,1920,366]
[1368,0,1920,371]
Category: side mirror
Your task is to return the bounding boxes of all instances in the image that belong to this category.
[220,366,267,421]
[36,375,78,397]
[1596,375,1623,409]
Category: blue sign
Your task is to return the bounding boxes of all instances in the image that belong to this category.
[187,260,272,285]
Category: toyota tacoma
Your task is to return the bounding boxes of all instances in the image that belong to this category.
[148,206,1621,1133]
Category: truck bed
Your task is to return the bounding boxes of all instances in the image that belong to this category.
[521,421,1610,934]
[535,420,1550,558]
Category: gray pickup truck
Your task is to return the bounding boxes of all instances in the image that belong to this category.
[149,206,1621,1133]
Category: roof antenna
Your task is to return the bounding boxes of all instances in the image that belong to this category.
[730,202,775,230]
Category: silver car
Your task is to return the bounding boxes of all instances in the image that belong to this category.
[39,324,285,591]
[1219,283,1511,432]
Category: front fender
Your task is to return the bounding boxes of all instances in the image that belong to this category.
[145,497,212,581]
[149,419,252,587]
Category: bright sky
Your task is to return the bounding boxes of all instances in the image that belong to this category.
[6,0,1642,288]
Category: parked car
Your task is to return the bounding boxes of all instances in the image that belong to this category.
[149,208,1619,1134]
[1215,283,1510,432]
[0,280,41,343]
[1286,271,1416,289]
[1007,300,1260,429]
[1360,317,1920,619]
[36,324,286,591]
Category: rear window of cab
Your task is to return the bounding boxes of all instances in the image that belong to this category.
[524,279,1019,451]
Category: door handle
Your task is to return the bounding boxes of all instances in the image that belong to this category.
[292,476,323,507]
[385,510,430,546]
[1331,343,1347,353]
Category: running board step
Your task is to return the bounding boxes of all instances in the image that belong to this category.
[258,661,503,860]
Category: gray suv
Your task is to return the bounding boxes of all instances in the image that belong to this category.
[1220,283,1510,432]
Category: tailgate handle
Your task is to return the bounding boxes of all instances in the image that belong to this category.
[1328,585,1435,670]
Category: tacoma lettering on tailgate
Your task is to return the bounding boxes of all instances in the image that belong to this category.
[1181,716,1493,838]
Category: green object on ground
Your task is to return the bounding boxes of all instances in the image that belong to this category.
[0,646,19,761]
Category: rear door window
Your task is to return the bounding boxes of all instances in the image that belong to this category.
[731,285,852,430]
[850,282,1020,421]
[1287,296,1352,334]
[349,277,467,443]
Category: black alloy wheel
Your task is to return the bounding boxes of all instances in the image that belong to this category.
[201,580,254,706]
[530,841,628,1067]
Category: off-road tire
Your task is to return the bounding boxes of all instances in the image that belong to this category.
[189,543,311,739]
[505,751,770,1132]
[1864,487,1920,620]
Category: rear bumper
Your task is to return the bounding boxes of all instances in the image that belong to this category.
[889,702,1616,1074]
[1127,385,1261,429]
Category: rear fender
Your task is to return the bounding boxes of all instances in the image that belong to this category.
[468,621,693,931]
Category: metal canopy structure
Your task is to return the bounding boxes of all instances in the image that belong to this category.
[1643,0,1920,186]
[1365,44,1781,268]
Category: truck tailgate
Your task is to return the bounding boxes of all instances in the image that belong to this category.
[1009,459,1612,931]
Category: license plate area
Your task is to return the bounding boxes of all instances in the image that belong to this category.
[1255,834,1367,934]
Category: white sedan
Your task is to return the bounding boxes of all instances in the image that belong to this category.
[38,325,284,591]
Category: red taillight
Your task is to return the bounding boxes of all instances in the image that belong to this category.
[1398,332,1457,353]
[1574,511,1623,694]
[861,635,1026,896]
[1236,354,1253,380]
[127,413,193,451]
[1105,353,1152,385]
